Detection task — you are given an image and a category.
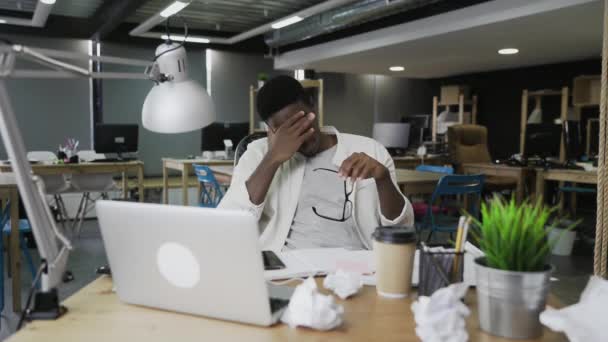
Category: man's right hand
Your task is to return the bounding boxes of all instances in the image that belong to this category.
[267,111,316,164]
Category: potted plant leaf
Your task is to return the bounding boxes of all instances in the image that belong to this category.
[469,196,578,339]
[257,73,268,89]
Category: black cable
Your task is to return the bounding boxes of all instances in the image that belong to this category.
[153,15,189,61]
[16,261,46,331]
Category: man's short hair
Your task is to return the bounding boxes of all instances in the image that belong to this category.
[256,75,311,122]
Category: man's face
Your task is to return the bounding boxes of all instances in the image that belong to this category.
[267,101,322,157]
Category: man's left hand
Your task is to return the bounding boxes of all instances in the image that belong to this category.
[338,152,389,181]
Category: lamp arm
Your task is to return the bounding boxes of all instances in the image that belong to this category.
[0,80,71,292]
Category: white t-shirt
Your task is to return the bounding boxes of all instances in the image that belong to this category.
[285,145,365,250]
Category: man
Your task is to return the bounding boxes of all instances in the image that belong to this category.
[219,75,413,252]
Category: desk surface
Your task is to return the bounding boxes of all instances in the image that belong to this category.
[7,276,565,342]
[0,160,144,174]
[163,158,233,165]
[0,172,17,186]
[395,168,443,184]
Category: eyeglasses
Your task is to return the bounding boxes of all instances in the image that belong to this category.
[311,168,353,222]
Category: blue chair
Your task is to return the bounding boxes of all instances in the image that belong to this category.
[415,165,454,175]
[418,174,485,243]
[192,164,224,208]
[0,200,37,313]
[413,165,454,218]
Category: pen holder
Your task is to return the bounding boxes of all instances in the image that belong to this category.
[418,246,464,297]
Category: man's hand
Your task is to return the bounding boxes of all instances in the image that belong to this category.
[339,152,405,220]
[267,111,316,164]
[338,152,389,181]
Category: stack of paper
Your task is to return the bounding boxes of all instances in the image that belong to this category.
[265,244,481,286]
[264,248,374,280]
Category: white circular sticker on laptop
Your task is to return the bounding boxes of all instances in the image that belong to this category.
[157,242,200,289]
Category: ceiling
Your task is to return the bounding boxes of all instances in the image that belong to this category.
[0,0,103,18]
[126,0,326,33]
[274,0,604,78]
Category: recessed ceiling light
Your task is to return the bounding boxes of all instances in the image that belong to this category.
[389,66,405,72]
[160,1,189,18]
[271,16,303,29]
[498,48,519,55]
[40,0,56,4]
[161,34,210,44]
[0,19,6,24]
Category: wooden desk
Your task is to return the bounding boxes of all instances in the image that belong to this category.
[535,168,597,211]
[462,163,530,202]
[0,173,21,313]
[393,154,446,169]
[162,158,233,205]
[395,169,443,196]
[7,276,565,342]
[0,161,145,202]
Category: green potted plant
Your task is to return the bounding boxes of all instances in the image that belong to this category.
[257,73,268,89]
[470,196,578,339]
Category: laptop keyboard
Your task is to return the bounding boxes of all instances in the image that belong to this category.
[269,297,289,313]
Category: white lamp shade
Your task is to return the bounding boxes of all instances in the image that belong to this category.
[142,80,216,134]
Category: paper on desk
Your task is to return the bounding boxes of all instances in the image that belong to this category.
[265,248,374,281]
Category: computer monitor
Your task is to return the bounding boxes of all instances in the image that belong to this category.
[402,115,430,147]
[373,123,410,155]
[201,122,249,152]
[524,123,562,160]
[563,120,583,162]
[94,124,139,155]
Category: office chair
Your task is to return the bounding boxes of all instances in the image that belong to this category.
[447,125,517,193]
[234,132,267,167]
[412,165,454,219]
[192,164,224,208]
[417,174,484,243]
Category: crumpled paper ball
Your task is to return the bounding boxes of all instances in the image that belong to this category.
[323,269,363,299]
[411,283,470,342]
[281,277,344,331]
[540,276,608,342]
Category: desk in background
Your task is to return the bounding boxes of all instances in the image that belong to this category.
[0,173,21,313]
[6,275,566,342]
[462,162,531,202]
[535,168,597,213]
[395,169,443,197]
[393,154,447,169]
[162,158,233,205]
[0,161,145,202]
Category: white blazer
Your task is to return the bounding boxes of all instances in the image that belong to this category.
[219,127,414,252]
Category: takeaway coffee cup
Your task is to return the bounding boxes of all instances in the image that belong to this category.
[372,226,417,298]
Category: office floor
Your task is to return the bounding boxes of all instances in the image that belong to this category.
[0,220,596,340]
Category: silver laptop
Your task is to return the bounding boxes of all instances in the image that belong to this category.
[96,200,290,326]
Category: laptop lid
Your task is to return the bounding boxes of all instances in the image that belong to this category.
[96,200,275,326]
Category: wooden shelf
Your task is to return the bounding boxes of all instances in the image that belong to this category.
[528,89,565,97]
[438,100,474,106]
[520,87,569,162]
[431,94,478,143]
[573,75,600,107]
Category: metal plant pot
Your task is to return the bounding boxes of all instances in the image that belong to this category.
[474,258,553,339]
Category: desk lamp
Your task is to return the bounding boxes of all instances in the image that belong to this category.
[0,37,214,322]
